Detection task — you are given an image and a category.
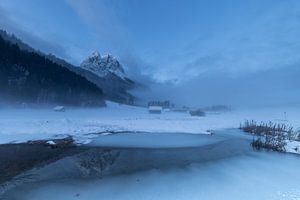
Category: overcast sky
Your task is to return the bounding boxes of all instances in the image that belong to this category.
[1,0,300,107]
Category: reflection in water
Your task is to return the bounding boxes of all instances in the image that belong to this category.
[2,130,300,200]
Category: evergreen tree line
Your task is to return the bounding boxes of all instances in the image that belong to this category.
[0,35,105,106]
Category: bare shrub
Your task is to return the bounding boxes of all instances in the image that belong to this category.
[240,120,295,152]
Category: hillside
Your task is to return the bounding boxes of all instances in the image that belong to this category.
[0,35,105,106]
[0,30,136,105]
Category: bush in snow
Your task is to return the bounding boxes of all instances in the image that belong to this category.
[240,120,295,152]
[296,132,300,142]
[189,109,205,117]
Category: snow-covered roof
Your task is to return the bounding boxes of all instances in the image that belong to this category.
[53,106,65,111]
[148,106,163,111]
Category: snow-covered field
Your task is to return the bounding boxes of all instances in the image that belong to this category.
[0,102,300,151]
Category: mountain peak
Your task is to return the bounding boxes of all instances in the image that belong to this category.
[80,51,126,79]
[90,51,101,58]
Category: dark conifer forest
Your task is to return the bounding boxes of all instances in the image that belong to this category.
[0,35,105,106]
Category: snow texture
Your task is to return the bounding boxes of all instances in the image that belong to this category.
[0,102,300,154]
[80,51,126,79]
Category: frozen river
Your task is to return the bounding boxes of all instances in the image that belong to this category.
[2,129,300,200]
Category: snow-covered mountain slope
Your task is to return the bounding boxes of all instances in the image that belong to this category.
[80,51,126,80]
[69,66,135,103]
[0,32,105,106]
[73,51,135,104]
[0,29,135,104]
[48,50,136,104]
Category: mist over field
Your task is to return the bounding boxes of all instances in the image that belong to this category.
[1,0,300,108]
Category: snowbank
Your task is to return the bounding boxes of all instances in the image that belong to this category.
[285,140,300,154]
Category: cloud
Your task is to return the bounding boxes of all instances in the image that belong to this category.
[0,5,69,59]
[1,0,300,107]
[150,0,300,82]
[134,0,300,107]
[138,62,300,108]
[65,0,130,52]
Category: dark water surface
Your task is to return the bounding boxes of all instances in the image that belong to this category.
[1,130,300,200]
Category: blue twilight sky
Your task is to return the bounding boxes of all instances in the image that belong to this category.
[1,0,300,106]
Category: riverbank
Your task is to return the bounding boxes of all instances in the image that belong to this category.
[1,129,300,200]
[0,137,78,184]
[0,130,247,197]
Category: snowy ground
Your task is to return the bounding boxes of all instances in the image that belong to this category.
[0,102,300,152]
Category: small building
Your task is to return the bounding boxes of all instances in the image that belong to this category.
[163,108,171,112]
[53,106,65,112]
[148,106,162,114]
[172,107,189,113]
[148,100,171,109]
[189,109,205,117]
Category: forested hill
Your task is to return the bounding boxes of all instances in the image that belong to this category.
[0,35,105,106]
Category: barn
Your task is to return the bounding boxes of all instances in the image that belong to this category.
[148,106,163,114]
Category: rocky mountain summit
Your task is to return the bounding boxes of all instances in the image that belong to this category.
[80,51,126,80]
